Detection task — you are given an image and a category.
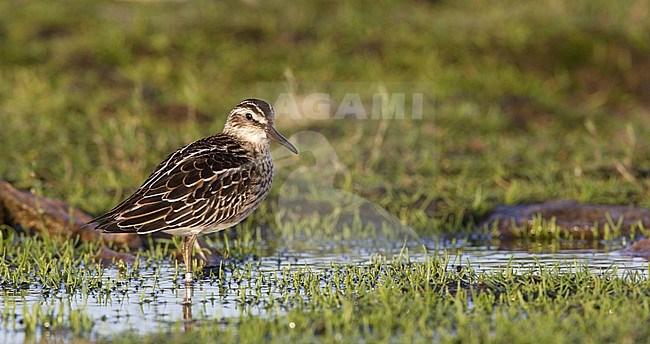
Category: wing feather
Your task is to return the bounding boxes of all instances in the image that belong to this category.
[88,135,255,234]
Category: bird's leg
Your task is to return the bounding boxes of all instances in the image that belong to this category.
[182,234,198,284]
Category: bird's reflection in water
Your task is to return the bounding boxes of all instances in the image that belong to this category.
[182,282,194,331]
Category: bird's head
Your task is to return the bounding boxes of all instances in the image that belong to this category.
[223,98,298,154]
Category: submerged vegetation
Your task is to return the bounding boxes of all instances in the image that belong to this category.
[2,0,650,342]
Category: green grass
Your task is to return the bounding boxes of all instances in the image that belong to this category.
[2,0,650,342]
[116,260,650,344]
[2,227,650,343]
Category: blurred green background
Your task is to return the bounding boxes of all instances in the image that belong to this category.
[1,0,650,237]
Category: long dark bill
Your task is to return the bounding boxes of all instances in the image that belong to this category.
[266,124,298,154]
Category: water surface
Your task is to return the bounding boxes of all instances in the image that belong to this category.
[1,238,647,342]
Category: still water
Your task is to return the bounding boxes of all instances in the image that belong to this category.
[1,238,647,342]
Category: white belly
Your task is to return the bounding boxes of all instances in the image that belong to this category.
[161,221,239,237]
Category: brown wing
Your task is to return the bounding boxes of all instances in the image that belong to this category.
[87,135,254,234]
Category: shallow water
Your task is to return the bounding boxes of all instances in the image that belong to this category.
[1,238,648,342]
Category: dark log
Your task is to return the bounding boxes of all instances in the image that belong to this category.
[0,180,140,262]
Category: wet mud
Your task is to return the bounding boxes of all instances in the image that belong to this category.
[480,199,650,258]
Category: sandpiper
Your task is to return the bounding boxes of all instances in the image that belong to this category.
[88,99,298,282]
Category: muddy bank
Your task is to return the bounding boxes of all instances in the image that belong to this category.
[480,199,650,258]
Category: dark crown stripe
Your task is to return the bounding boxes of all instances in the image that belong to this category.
[237,99,273,119]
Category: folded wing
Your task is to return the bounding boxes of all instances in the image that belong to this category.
[88,137,254,234]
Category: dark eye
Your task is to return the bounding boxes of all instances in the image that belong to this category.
[245,113,253,121]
